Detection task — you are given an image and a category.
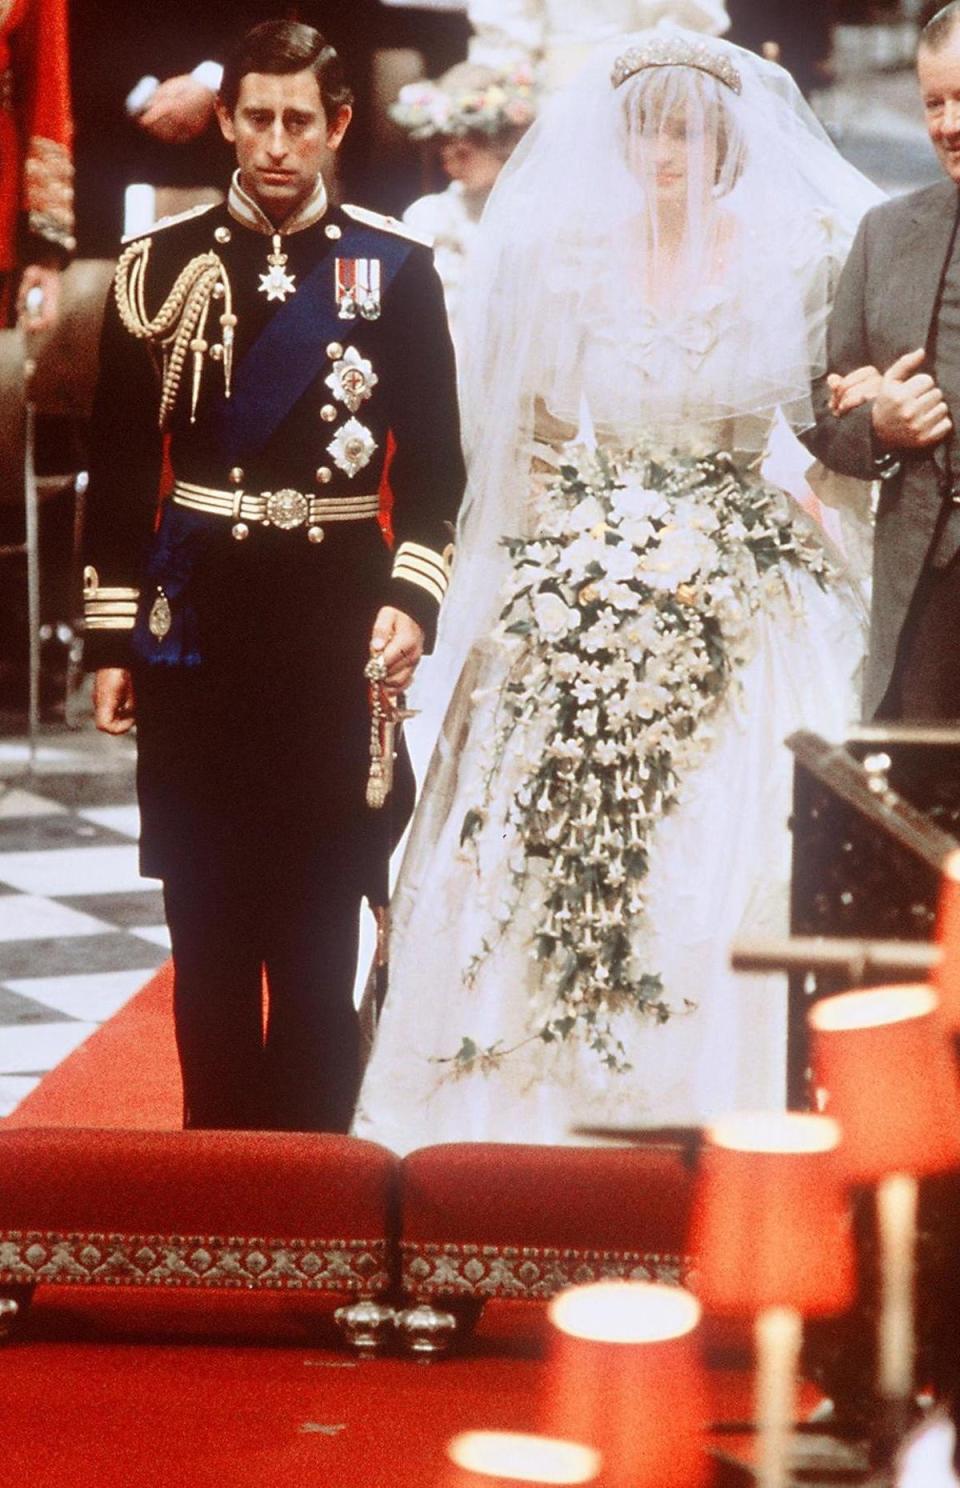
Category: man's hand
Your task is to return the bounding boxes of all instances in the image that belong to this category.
[138,76,216,143]
[369,606,425,694]
[94,668,136,734]
[828,364,882,417]
[871,347,952,450]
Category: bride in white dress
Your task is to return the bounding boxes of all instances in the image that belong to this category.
[352,30,882,1153]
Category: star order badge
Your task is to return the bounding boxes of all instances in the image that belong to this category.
[325,347,378,413]
[327,417,377,477]
[335,258,382,320]
[259,233,297,303]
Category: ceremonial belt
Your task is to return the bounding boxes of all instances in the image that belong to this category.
[173,480,379,538]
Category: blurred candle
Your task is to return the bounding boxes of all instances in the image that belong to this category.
[755,1306,803,1488]
[544,1281,707,1488]
[809,985,960,1410]
[689,1113,855,1488]
[876,1173,918,1401]
[442,1431,601,1488]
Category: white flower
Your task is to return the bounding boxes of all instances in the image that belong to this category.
[600,541,640,584]
[563,494,606,534]
[551,652,581,680]
[611,478,668,523]
[619,516,656,550]
[643,525,715,590]
[619,611,660,652]
[532,590,578,638]
[578,707,600,737]
[559,532,607,576]
[593,738,620,767]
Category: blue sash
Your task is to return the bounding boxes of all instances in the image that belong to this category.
[218,222,413,464]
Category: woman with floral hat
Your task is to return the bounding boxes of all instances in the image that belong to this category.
[390,61,536,358]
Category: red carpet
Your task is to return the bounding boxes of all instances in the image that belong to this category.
[1,1290,556,1488]
[6,961,182,1128]
[1,968,763,1486]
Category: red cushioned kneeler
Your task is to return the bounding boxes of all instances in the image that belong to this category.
[0,1128,398,1297]
[399,1142,696,1302]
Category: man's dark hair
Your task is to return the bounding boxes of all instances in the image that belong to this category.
[219,19,354,119]
[920,2,960,51]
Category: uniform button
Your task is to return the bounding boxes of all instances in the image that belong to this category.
[209,344,224,361]
[212,282,225,300]
[325,223,342,241]
[320,404,337,422]
[214,225,232,244]
[326,341,344,361]
[231,522,249,542]
[229,467,245,486]
[316,466,333,485]
[307,525,325,544]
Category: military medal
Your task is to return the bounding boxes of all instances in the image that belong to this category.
[325,347,378,413]
[148,588,172,641]
[258,233,297,302]
[327,417,377,477]
[335,257,381,320]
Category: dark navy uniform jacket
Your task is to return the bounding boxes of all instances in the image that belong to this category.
[83,181,465,886]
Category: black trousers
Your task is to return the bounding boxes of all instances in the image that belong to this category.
[162,844,363,1132]
[878,552,960,722]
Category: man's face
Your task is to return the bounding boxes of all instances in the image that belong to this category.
[216,69,351,222]
[919,27,960,185]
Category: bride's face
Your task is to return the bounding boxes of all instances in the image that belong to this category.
[626,96,721,212]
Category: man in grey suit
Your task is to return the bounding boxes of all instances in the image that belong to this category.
[806,3,960,720]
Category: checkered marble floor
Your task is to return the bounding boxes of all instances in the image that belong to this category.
[0,725,169,1117]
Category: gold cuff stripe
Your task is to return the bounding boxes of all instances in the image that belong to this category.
[392,562,445,606]
[394,551,448,593]
[395,540,448,582]
[84,616,136,632]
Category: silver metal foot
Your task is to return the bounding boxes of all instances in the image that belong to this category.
[333,1299,396,1355]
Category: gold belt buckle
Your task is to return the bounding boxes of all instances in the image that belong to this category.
[264,488,309,530]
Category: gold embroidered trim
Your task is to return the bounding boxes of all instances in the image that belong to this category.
[114,240,235,427]
[0,1230,390,1292]
[24,137,75,252]
[401,1240,694,1300]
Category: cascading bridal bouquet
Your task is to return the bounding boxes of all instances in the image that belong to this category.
[451,444,835,1075]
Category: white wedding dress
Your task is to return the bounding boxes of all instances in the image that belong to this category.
[352,278,870,1155]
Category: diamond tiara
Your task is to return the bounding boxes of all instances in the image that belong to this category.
[611,37,743,95]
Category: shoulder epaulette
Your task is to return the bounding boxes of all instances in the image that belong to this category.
[121,200,219,246]
[341,203,432,248]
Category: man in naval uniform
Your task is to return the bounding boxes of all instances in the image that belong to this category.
[82,19,465,1131]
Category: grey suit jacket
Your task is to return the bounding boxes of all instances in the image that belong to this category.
[805,177,960,719]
